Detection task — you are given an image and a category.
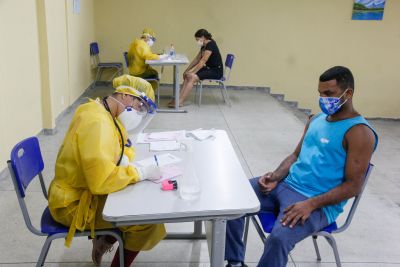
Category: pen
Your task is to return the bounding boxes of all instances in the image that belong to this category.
[154,155,159,166]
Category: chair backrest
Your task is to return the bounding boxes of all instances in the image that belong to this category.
[90,42,101,67]
[123,51,129,68]
[223,54,235,81]
[8,136,47,235]
[225,54,235,68]
[334,163,374,233]
[90,42,100,56]
[9,137,45,198]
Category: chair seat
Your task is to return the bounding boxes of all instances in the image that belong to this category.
[258,211,338,234]
[143,77,160,81]
[41,207,69,235]
[320,222,337,233]
[98,62,123,67]
[200,77,226,83]
[258,212,277,233]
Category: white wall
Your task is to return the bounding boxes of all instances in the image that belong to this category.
[0,0,43,169]
[94,0,400,118]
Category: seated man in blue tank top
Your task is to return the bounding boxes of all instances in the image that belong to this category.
[225,66,378,267]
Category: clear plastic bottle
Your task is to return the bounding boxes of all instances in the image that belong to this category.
[169,44,175,59]
[179,140,201,201]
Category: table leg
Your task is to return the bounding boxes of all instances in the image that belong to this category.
[210,219,227,267]
[174,65,179,111]
[173,65,176,98]
[193,220,203,238]
[156,64,187,113]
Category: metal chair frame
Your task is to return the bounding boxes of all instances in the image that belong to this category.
[195,54,235,107]
[243,164,374,267]
[90,42,123,88]
[8,137,124,267]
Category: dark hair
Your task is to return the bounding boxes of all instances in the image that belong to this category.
[194,29,212,40]
[319,66,354,91]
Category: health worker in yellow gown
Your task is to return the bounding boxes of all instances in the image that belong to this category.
[48,74,164,267]
[128,28,167,92]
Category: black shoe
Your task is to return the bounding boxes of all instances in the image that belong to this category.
[226,263,248,267]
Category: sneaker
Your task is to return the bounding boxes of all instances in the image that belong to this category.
[91,235,114,266]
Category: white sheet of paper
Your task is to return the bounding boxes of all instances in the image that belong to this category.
[150,141,181,151]
[135,131,186,143]
[135,133,148,144]
[152,164,183,183]
[147,131,186,141]
[136,153,182,167]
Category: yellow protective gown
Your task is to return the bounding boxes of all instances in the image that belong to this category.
[48,99,166,251]
[128,39,160,77]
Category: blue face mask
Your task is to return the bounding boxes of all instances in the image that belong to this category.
[319,89,349,115]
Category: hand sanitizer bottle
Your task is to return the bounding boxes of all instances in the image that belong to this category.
[169,44,175,59]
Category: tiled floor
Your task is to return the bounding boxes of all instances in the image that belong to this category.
[1,85,399,266]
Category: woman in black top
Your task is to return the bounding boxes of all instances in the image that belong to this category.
[168,29,223,108]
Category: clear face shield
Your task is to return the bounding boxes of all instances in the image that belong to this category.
[115,86,158,137]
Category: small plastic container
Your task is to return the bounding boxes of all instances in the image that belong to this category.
[179,140,201,201]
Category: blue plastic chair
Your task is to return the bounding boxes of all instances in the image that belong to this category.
[243,164,374,267]
[90,42,123,88]
[123,51,162,105]
[7,137,124,267]
[195,54,235,107]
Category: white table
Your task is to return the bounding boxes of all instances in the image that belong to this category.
[103,130,260,266]
[146,54,189,113]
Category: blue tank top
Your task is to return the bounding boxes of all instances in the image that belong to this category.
[284,113,378,224]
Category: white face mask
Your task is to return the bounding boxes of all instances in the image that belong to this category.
[147,39,154,47]
[118,107,142,131]
[110,96,143,131]
[197,40,204,47]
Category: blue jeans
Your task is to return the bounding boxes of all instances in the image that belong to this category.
[225,178,329,267]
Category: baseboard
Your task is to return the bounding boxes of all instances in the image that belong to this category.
[270,93,285,101]
[366,117,400,121]
[41,128,58,136]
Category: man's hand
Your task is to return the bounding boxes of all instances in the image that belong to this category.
[258,172,278,195]
[281,200,315,228]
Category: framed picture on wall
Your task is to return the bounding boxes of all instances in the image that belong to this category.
[352,0,387,20]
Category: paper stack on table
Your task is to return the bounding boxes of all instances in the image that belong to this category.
[150,141,181,151]
[136,130,186,143]
[136,153,182,167]
[135,153,183,183]
[154,164,183,183]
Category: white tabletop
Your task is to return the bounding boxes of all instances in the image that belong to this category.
[103,130,260,224]
[146,54,189,66]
